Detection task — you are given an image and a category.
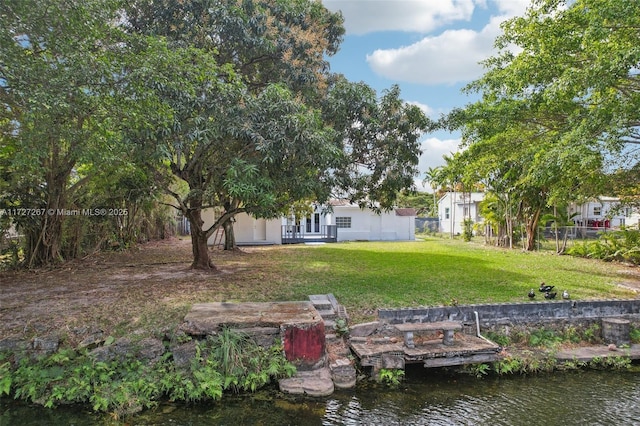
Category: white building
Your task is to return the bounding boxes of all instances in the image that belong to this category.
[202,201,416,246]
[435,192,640,236]
[569,197,638,229]
[437,192,485,235]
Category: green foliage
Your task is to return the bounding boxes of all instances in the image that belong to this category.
[462,219,474,242]
[378,368,404,387]
[0,355,11,396]
[568,228,640,265]
[463,363,490,378]
[630,327,640,344]
[3,331,296,419]
[528,328,563,348]
[484,331,511,347]
[561,326,582,344]
[588,355,631,370]
[334,318,349,337]
[492,351,556,376]
[395,190,435,217]
[582,323,602,344]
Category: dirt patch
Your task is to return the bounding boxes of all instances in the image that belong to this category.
[0,238,288,346]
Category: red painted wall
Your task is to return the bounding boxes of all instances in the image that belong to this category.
[282,322,325,366]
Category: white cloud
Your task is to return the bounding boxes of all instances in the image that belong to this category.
[492,0,529,16]
[413,136,460,191]
[406,100,435,118]
[323,0,476,35]
[367,12,526,85]
[419,136,460,172]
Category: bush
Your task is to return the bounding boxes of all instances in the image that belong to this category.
[568,228,640,265]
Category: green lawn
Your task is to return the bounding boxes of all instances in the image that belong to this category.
[259,237,638,322]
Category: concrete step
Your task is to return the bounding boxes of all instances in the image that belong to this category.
[316,308,337,320]
[323,319,336,330]
[309,294,332,311]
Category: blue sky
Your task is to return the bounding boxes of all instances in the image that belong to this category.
[322,0,531,190]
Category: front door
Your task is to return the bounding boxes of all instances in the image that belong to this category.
[306,212,321,234]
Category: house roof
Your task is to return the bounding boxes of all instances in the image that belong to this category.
[328,199,416,216]
[395,208,417,217]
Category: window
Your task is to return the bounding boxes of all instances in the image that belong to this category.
[445,207,450,220]
[463,207,469,218]
[335,216,351,228]
[593,206,602,216]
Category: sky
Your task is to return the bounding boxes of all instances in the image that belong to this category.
[321,0,531,191]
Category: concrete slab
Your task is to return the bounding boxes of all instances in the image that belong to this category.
[349,333,501,369]
[183,301,321,332]
[556,344,640,362]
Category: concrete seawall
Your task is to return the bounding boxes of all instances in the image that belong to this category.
[378,299,640,326]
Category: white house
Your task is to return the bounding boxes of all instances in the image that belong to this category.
[202,201,416,246]
[437,192,485,235]
[435,192,640,236]
[323,200,416,243]
[569,197,638,229]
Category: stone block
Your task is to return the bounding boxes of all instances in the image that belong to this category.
[602,318,630,346]
[381,353,404,369]
[330,358,357,389]
[349,321,380,338]
[171,340,197,369]
[32,335,59,356]
[279,367,334,397]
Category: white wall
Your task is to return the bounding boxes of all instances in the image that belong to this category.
[332,206,415,242]
[203,204,415,245]
[203,210,282,245]
[438,192,484,235]
[570,198,631,228]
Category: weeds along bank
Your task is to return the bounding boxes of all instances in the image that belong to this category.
[0,328,296,420]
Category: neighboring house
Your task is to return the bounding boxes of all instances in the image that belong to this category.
[202,201,416,246]
[568,197,638,229]
[435,192,640,237]
[437,192,485,235]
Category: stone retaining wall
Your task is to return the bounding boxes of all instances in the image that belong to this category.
[378,299,640,327]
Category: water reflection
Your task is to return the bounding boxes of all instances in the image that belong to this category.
[2,369,640,425]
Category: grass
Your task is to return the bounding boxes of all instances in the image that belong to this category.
[1,236,637,342]
[257,237,638,322]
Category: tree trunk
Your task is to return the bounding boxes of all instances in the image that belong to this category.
[186,208,216,270]
[524,208,542,251]
[223,217,237,251]
[26,177,66,268]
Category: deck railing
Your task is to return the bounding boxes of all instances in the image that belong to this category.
[282,225,338,244]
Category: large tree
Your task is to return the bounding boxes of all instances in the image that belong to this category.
[322,79,432,212]
[121,0,346,268]
[125,0,431,269]
[0,0,147,266]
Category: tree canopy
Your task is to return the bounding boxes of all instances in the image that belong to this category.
[1,0,432,269]
[441,0,640,250]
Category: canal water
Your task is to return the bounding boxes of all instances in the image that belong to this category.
[2,367,640,425]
